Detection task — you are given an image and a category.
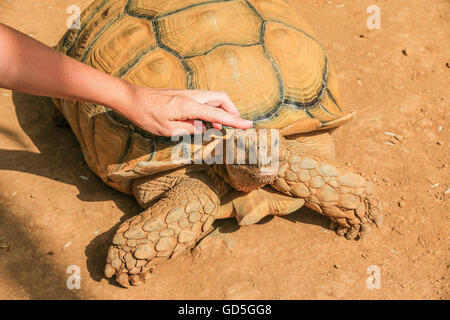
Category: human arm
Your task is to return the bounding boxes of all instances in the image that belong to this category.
[0,23,253,136]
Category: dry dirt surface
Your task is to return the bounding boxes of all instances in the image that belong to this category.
[0,0,449,300]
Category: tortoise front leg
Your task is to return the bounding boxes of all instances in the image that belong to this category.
[104,172,220,287]
[272,139,382,240]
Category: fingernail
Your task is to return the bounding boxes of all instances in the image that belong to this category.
[243,120,253,126]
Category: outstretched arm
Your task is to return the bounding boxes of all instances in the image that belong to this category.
[0,23,252,136]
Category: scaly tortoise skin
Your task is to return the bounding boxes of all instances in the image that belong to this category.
[53,0,382,287]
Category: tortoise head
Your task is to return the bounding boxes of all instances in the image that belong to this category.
[214,129,287,192]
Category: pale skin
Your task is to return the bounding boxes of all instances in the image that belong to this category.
[0,23,253,136]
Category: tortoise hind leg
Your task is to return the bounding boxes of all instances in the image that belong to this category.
[272,139,382,240]
[104,172,220,287]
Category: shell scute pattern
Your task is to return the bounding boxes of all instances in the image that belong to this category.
[56,0,349,193]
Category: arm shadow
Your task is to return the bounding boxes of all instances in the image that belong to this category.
[2,92,139,287]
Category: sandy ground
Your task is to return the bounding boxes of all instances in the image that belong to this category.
[0,0,448,300]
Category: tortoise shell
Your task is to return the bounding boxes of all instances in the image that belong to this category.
[53,0,353,194]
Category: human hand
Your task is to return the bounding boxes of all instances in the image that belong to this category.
[114,86,253,137]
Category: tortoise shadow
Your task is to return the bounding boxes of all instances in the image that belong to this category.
[4,92,332,287]
[2,92,140,287]
[0,201,83,299]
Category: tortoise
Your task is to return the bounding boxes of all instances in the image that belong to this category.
[52,0,382,287]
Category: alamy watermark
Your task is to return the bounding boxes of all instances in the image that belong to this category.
[366,265,381,289]
[66,5,81,30]
[66,265,81,289]
[366,5,381,30]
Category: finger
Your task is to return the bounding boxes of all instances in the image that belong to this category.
[181,102,253,129]
[212,122,223,130]
[180,90,240,117]
[159,90,241,117]
[176,120,221,131]
[168,120,206,136]
[200,106,252,129]
[206,100,240,117]
[183,119,206,133]
[168,122,195,136]
[204,91,240,116]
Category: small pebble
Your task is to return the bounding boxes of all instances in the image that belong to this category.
[80,175,88,180]
[333,264,340,269]
[384,132,403,144]
[64,241,72,248]
[398,200,406,208]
